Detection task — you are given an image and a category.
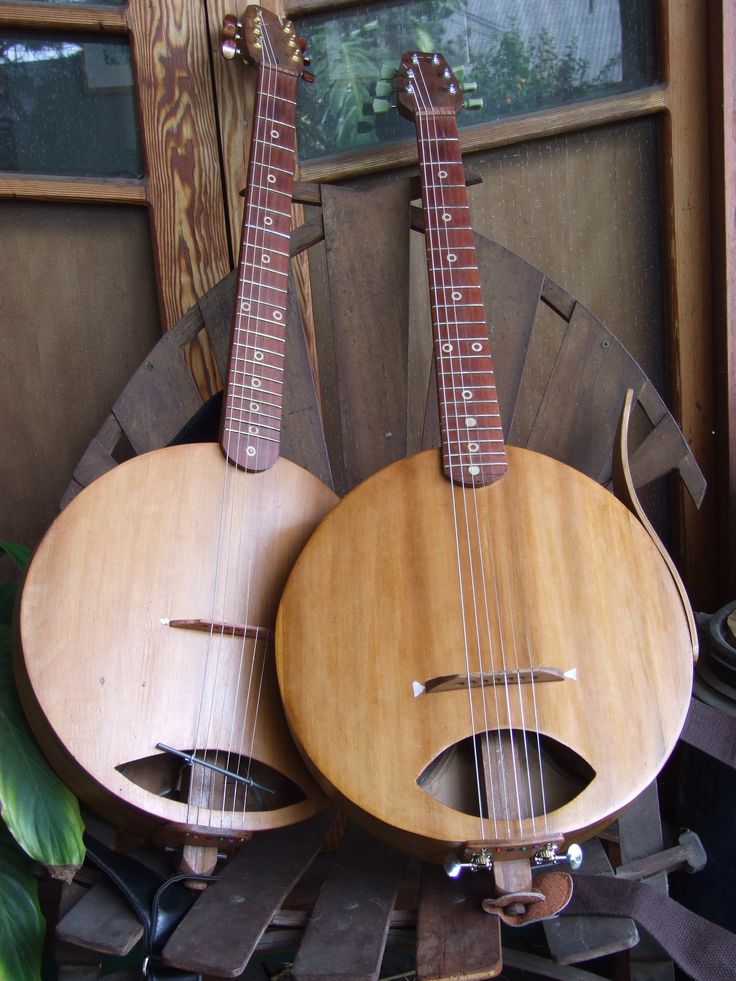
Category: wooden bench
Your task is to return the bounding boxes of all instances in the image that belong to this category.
[51,178,704,980]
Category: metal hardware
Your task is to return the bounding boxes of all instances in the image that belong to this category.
[156,743,274,794]
[444,848,494,878]
[532,842,583,871]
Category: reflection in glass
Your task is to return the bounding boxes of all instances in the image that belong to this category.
[0,31,141,177]
[295,0,657,162]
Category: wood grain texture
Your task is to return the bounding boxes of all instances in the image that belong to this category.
[276,447,694,862]
[0,2,126,30]
[318,181,412,494]
[293,822,406,981]
[125,0,230,331]
[659,1,716,607]
[162,807,335,976]
[0,175,146,205]
[18,444,337,837]
[415,862,502,981]
[0,201,160,550]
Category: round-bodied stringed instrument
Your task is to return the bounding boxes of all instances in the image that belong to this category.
[16,7,336,854]
[275,53,696,907]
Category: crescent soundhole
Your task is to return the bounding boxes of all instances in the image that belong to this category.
[116,750,306,812]
[417,729,595,821]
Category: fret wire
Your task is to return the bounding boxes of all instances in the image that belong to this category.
[222,427,280,444]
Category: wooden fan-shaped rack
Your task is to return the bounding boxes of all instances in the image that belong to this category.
[52,178,704,980]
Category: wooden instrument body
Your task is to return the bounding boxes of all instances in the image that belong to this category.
[276,446,694,862]
[17,443,337,837]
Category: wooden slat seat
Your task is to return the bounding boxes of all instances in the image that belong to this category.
[51,178,703,980]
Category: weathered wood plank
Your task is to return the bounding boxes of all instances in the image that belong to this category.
[526,303,646,481]
[415,862,502,981]
[544,837,638,965]
[293,823,406,981]
[318,181,413,494]
[162,809,336,977]
[111,324,205,456]
[56,880,143,957]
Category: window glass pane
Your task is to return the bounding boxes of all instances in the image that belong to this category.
[295,0,657,162]
[0,31,142,176]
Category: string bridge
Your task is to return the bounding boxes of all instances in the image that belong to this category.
[161,618,271,643]
[413,666,576,696]
[156,743,275,795]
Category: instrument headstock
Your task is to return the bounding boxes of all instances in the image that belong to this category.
[220,4,311,79]
[396,51,464,122]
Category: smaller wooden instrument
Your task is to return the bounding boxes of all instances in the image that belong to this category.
[15,6,336,863]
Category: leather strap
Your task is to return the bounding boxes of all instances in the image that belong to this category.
[83,833,209,979]
[482,871,573,926]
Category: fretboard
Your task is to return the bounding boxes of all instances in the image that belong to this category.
[220,65,299,471]
[416,111,507,487]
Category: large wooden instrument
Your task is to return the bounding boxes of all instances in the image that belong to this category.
[16,6,336,852]
[275,53,695,910]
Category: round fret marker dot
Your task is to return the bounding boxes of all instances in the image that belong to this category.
[468,465,480,476]
[442,213,451,222]
[465,417,477,427]
[267,174,276,184]
[250,402,259,411]
[462,390,473,400]
[442,342,453,352]
[264,216,273,226]
[451,291,462,300]
[472,342,483,352]
[262,255,270,264]
[252,378,261,388]
[249,425,259,435]
[448,253,457,263]
[468,442,480,452]
[254,351,264,361]
[246,447,256,457]
[271,129,280,139]
[240,301,251,313]
[273,310,283,321]
[438,170,448,179]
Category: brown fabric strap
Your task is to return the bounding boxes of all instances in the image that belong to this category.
[681,697,736,766]
[563,873,736,981]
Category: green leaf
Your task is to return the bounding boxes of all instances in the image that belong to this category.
[0,825,44,981]
[0,582,18,626]
[0,543,31,574]
[0,623,85,878]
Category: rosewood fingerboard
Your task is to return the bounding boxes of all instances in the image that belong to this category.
[220,65,300,472]
[415,110,507,487]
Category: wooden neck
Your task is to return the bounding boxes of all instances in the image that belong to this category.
[415,111,507,487]
[220,64,300,471]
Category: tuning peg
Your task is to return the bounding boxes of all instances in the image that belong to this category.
[221,13,239,36]
[461,81,478,94]
[451,64,466,83]
[297,35,307,51]
[379,63,398,80]
[221,37,238,60]
[463,97,484,111]
[302,54,312,66]
[371,98,391,115]
[374,80,393,98]
[301,70,315,84]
